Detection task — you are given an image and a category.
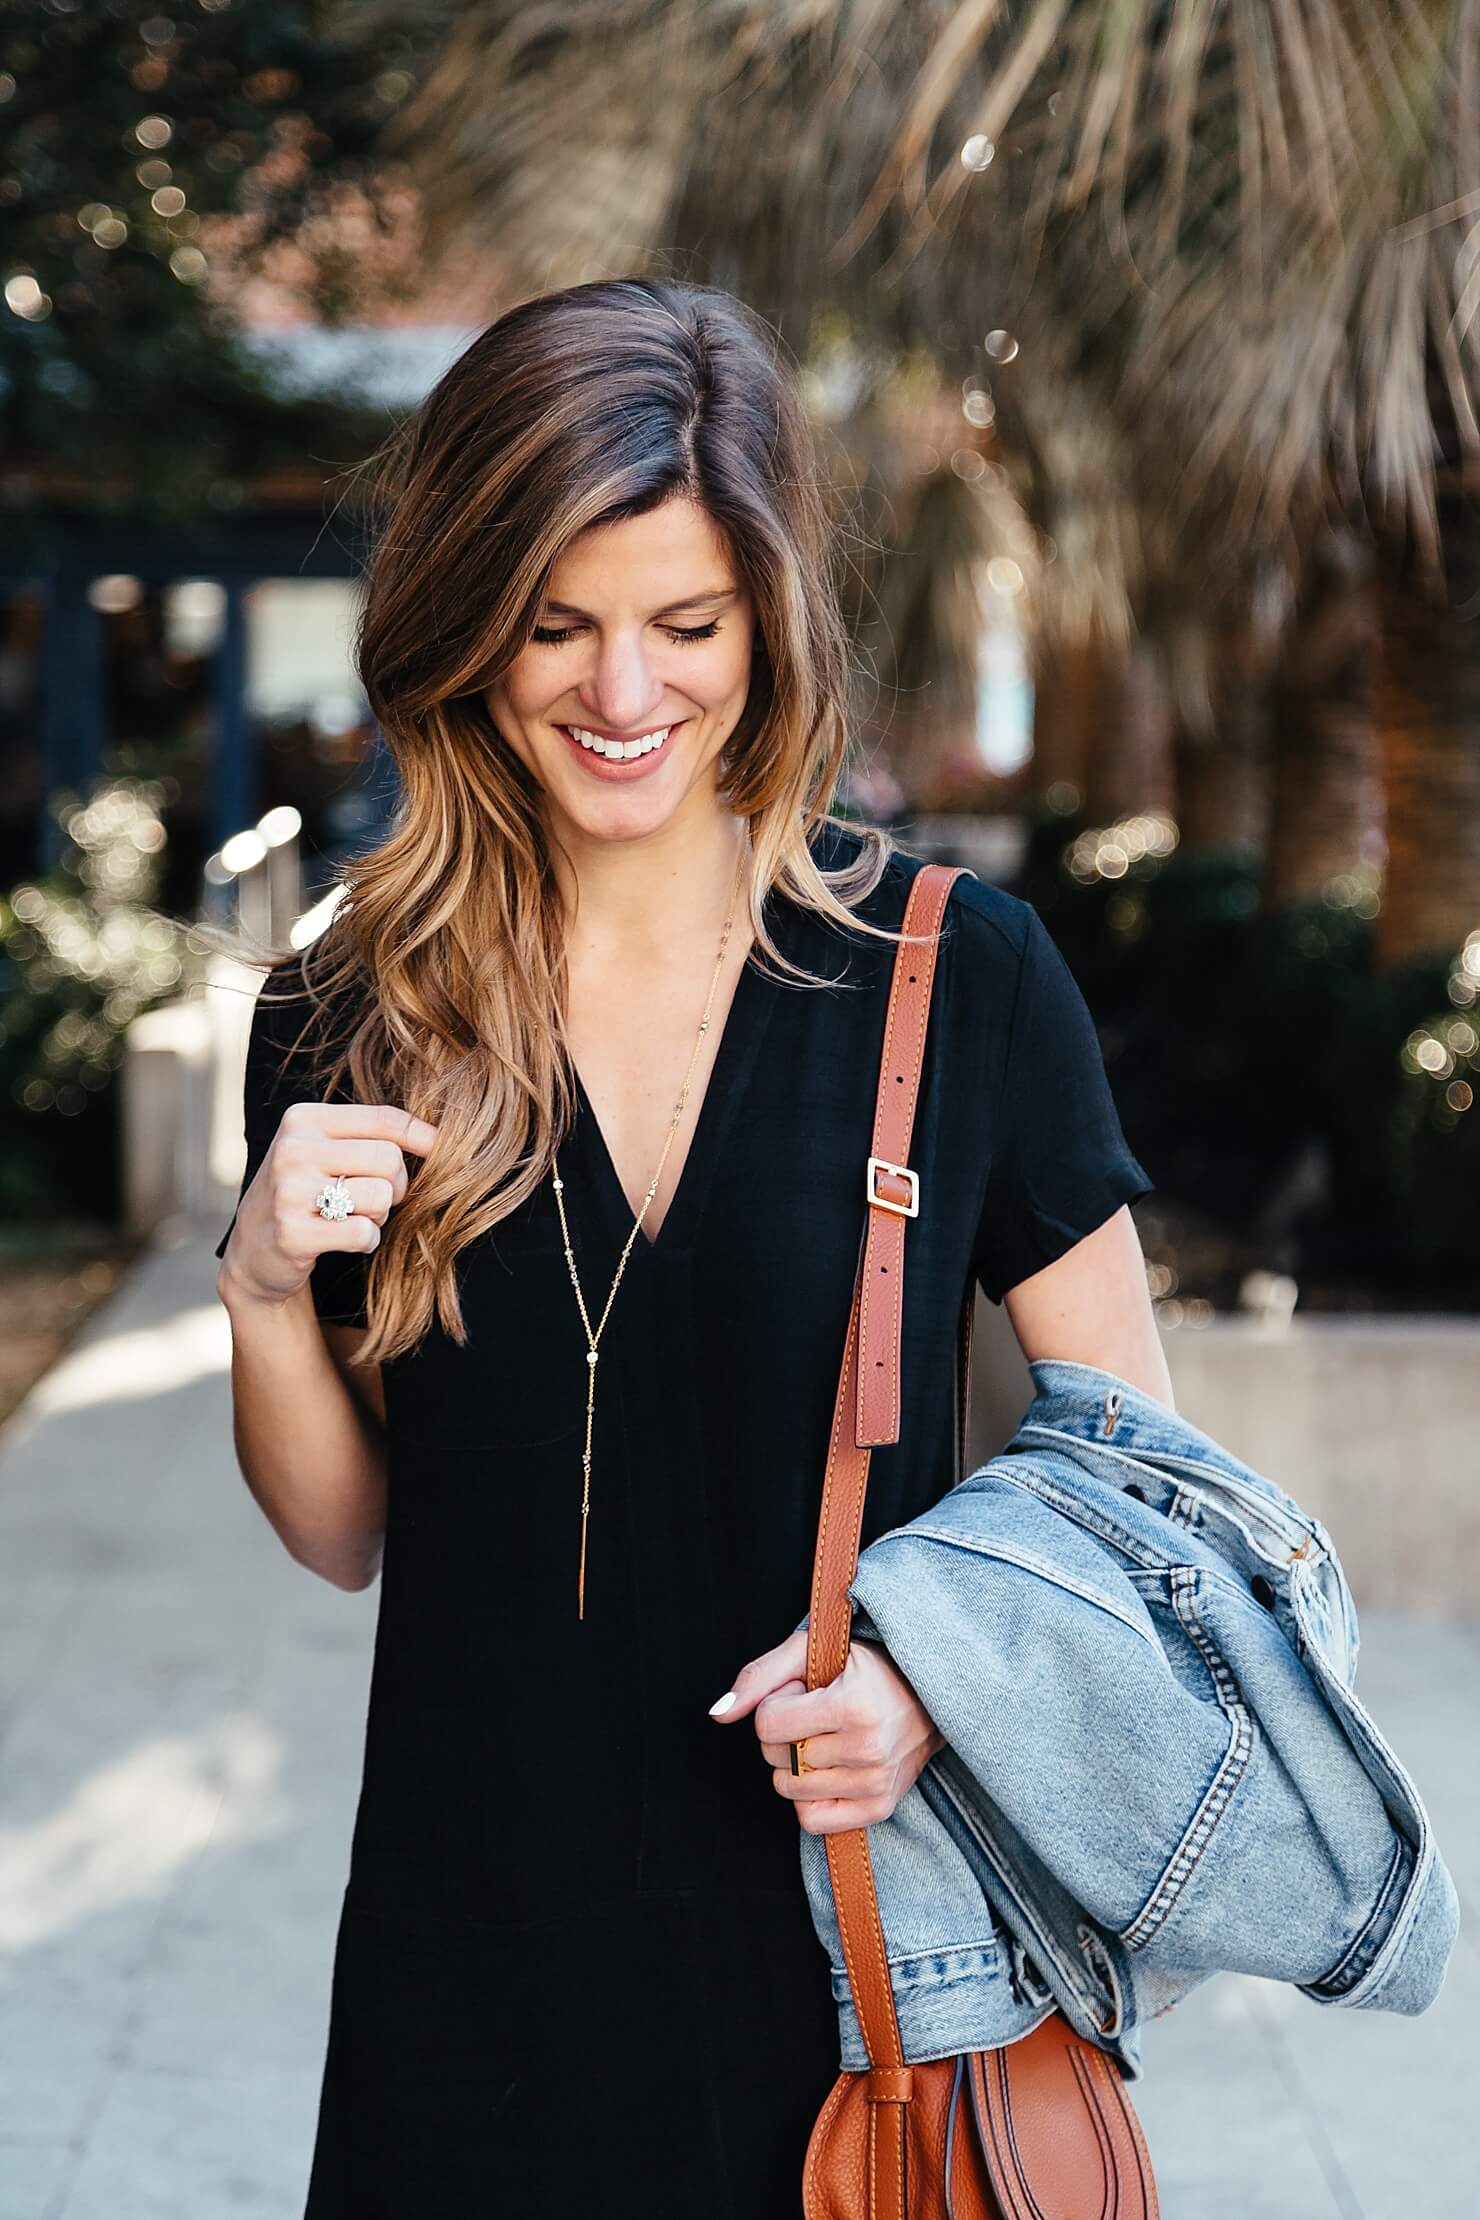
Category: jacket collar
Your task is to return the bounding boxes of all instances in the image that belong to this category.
[1013,1356,1269,1487]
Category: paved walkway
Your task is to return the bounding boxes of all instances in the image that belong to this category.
[0,1226,1474,2219]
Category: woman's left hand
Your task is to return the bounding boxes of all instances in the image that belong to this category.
[707,1627,946,1834]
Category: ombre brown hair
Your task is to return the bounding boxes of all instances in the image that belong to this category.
[208,276,924,1363]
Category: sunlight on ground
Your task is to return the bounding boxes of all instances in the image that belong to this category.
[22,1303,231,1421]
[0,1713,286,1954]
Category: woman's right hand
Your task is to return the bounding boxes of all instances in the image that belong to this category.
[217,1100,440,1309]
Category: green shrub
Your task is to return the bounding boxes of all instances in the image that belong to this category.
[0,779,199,1220]
[1015,809,1480,1308]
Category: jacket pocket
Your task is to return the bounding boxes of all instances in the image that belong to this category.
[1116,1569,1257,1954]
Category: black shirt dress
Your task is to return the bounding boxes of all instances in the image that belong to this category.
[214,820,1153,2220]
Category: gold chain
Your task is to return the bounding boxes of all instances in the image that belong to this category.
[552,835,750,1620]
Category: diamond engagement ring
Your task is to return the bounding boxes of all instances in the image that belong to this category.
[315,1176,354,1222]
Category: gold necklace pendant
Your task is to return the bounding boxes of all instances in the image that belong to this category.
[552,838,750,1619]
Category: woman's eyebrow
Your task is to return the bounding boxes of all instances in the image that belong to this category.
[540,587,741,619]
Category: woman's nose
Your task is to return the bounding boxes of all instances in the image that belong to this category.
[577,640,668,729]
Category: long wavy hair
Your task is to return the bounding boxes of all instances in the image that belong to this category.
[206,276,925,1363]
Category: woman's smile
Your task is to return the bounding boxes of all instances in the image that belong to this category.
[555,716,688,776]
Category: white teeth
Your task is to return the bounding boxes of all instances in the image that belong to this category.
[567,724,671,759]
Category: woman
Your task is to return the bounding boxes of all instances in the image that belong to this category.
[213,277,1169,2219]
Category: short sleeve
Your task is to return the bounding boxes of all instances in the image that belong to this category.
[214,953,372,1329]
[972,905,1154,1305]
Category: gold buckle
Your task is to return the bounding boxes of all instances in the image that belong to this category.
[866,1155,919,1217]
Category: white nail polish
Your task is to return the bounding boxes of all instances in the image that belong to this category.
[708,1690,737,1716]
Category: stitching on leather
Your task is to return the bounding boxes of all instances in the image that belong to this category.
[853,1834,901,2071]
[972,2048,1036,2220]
[860,866,955,1443]
[996,2044,1052,2220]
[1079,2039,1159,2215]
[827,1839,888,2083]
[1066,2045,1118,2219]
[1116,2048,1160,2213]
[887,872,954,1434]
[901,2088,909,2214]
[862,888,914,1442]
[802,2069,853,2212]
[812,1287,861,1683]
[880,880,931,1438]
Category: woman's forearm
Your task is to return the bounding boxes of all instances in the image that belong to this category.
[218,1264,387,1591]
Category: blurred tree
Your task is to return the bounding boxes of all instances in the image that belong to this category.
[861,0,1479,966]
[0,0,437,522]
[872,463,992,808]
[1264,527,1381,909]
[389,0,1480,965]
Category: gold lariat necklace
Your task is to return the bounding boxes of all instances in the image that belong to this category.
[551,836,750,1620]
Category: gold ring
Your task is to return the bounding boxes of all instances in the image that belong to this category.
[789,1738,810,1776]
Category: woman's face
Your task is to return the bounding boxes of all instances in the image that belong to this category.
[484,493,757,846]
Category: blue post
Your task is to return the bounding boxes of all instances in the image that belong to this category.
[39,575,106,873]
[210,578,253,852]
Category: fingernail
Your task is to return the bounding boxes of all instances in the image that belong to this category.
[708,1690,737,1717]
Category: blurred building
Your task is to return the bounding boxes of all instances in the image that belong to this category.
[1,251,492,902]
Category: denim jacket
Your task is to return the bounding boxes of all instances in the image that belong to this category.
[793,1357,1460,2079]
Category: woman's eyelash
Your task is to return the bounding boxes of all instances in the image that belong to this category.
[530,621,722,646]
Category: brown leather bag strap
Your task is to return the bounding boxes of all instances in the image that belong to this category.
[854,864,965,1450]
[804,860,969,2097]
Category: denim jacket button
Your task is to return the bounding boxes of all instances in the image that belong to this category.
[1251,1574,1278,1610]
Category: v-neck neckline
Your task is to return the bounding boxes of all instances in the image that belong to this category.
[567,881,794,1261]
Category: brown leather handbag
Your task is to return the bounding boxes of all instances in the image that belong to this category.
[800,860,1159,2220]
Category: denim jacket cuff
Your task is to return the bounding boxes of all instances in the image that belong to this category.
[1300,1831,1458,2014]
